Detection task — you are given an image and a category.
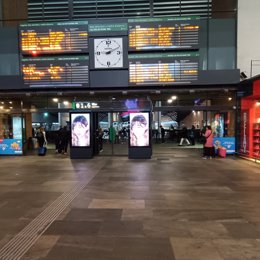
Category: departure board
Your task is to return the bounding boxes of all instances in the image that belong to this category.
[129,53,199,85]
[20,21,88,55]
[22,56,89,88]
[128,17,199,51]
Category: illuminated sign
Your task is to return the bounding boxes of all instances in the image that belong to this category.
[129,112,150,147]
[71,113,90,147]
[20,21,88,55]
[129,52,199,85]
[22,56,89,87]
[88,23,128,33]
[0,139,23,155]
[129,17,200,51]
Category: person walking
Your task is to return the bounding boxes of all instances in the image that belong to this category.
[179,125,190,146]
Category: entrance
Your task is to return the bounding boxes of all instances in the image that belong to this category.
[94,112,129,156]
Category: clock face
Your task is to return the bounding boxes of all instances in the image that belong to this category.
[94,38,123,68]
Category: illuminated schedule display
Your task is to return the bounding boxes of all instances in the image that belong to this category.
[128,17,199,51]
[129,52,199,85]
[22,56,89,88]
[20,21,88,55]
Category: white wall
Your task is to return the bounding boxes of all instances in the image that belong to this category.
[237,0,260,77]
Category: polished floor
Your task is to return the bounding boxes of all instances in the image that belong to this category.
[0,146,260,260]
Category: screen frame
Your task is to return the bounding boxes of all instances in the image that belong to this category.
[70,112,91,148]
[129,111,151,148]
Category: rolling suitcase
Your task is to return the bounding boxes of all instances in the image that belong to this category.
[218,147,226,158]
[38,146,47,156]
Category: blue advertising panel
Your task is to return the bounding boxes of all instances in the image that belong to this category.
[213,137,235,154]
[0,139,23,155]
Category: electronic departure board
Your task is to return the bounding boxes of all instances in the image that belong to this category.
[128,17,199,51]
[20,21,88,55]
[129,53,199,85]
[22,56,89,88]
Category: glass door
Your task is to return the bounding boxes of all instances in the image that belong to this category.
[97,112,129,156]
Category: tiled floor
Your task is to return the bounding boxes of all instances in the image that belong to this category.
[0,146,260,259]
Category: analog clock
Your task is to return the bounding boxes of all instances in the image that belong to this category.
[94,38,123,68]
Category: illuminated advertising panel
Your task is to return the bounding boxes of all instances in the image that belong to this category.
[0,139,23,155]
[71,113,90,147]
[22,56,89,88]
[129,17,199,51]
[129,112,149,147]
[240,110,249,155]
[20,21,88,55]
[129,52,199,85]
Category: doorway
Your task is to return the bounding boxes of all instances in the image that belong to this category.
[95,112,129,156]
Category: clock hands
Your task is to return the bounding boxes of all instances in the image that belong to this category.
[104,46,120,55]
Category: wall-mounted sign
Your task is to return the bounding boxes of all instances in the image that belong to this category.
[22,56,89,88]
[129,52,199,85]
[20,21,88,55]
[129,16,200,51]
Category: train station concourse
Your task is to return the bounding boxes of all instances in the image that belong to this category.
[1,0,260,259]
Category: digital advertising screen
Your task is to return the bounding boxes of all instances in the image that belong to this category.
[12,117,22,139]
[22,56,89,88]
[129,52,199,85]
[129,112,150,147]
[20,21,88,55]
[212,113,225,137]
[70,113,90,147]
[129,17,200,51]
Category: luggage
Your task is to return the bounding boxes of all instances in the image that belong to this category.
[218,147,226,158]
[38,146,47,156]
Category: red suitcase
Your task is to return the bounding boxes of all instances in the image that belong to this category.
[218,147,226,158]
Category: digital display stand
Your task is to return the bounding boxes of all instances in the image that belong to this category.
[128,112,152,159]
[69,111,93,159]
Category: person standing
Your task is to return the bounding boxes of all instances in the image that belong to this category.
[189,125,196,145]
[36,126,47,148]
[61,126,70,155]
[202,125,214,159]
[160,125,165,143]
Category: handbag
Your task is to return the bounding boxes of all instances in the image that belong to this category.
[202,131,212,145]
[201,136,207,144]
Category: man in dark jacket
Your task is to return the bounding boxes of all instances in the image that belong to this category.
[179,125,190,146]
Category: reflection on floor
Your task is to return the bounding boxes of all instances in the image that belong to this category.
[0,147,260,259]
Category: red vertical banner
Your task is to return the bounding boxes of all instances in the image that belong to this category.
[240,110,249,155]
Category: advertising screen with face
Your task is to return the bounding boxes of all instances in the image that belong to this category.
[129,112,149,147]
[71,113,90,147]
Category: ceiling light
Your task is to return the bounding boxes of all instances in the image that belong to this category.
[228,97,232,101]
[53,98,58,102]
[171,95,177,100]
[167,99,173,104]
[63,101,69,105]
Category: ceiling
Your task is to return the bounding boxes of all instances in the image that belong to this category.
[0,87,236,111]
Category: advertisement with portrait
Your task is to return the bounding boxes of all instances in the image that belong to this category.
[70,113,90,147]
[129,112,149,147]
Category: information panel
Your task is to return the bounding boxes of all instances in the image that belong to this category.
[20,21,88,55]
[128,17,199,51]
[129,53,199,85]
[22,56,89,88]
